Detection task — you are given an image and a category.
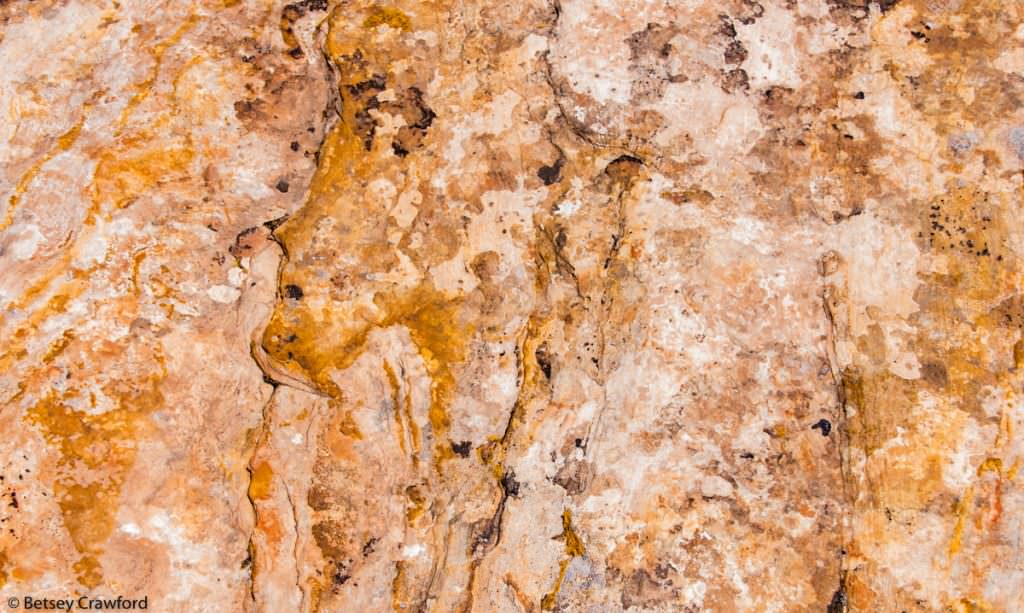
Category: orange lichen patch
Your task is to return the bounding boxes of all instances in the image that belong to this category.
[977,457,1004,477]
[130,250,147,293]
[948,486,975,558]
[383,361,408,455]
[0,245,96,322]
[0,283,88,391]
[380,289,469,462]
[361,6,412,31]
[3,113,86,232]
[334,401,364,440]
[1007,459,1021,481]
[993,409,1013,449]
[951,597,995,613]
[262,2,455,414]
[390,561,410,612]
[262,284,470,464]
[115,13,199,133]
[248,462,274,500]
[90,136,194,219]
[404,484,427,523]
[42,329,76,364]
[271,118,372,247]
[541,510,585,610]
[24,369,163,588]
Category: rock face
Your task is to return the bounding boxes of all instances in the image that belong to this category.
[2,0,1023,611]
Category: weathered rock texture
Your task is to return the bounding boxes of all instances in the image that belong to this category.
[2,0,1023,611]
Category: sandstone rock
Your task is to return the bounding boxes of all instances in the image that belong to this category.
[2,1,1022,611]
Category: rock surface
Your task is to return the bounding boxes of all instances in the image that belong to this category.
[2,0,1023,611]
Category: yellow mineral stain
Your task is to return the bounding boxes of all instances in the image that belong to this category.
[404,484,427,523]
[0,285,86,381]
[403,380,421,461]
[1007,459,1021,481]
[481,316,550,482]
[248,462,274,500]
[262,284,470,466]
[332,400,364,440]
[541,510,585,610]
[90,136,194,220]
[380,289,469,464]
[0,248,79,325]
[25,367,163,588]
[361,6,412,31]
[42,329,76,364]
[131,250,147,293]
[952,597,994,613]
[383,361,408,455]
[390,561,409,612]
[116,14,200,133]
[3,114,86,232]
[976,457,1003,477]
[948,486,974,558]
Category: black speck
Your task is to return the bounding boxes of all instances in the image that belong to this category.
[285,284,304,300]
[537,159,564,186]
[502,471,521,497]
[451,440,472,457]
[854,91,865,99]
[276,180,290,193]
[827,585,848,613]
[290,141,300,151]
[362,537,379,557]
[811,419,832,437]
[535,345,552,380]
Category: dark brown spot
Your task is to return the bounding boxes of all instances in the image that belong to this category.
[451,440,472,457]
